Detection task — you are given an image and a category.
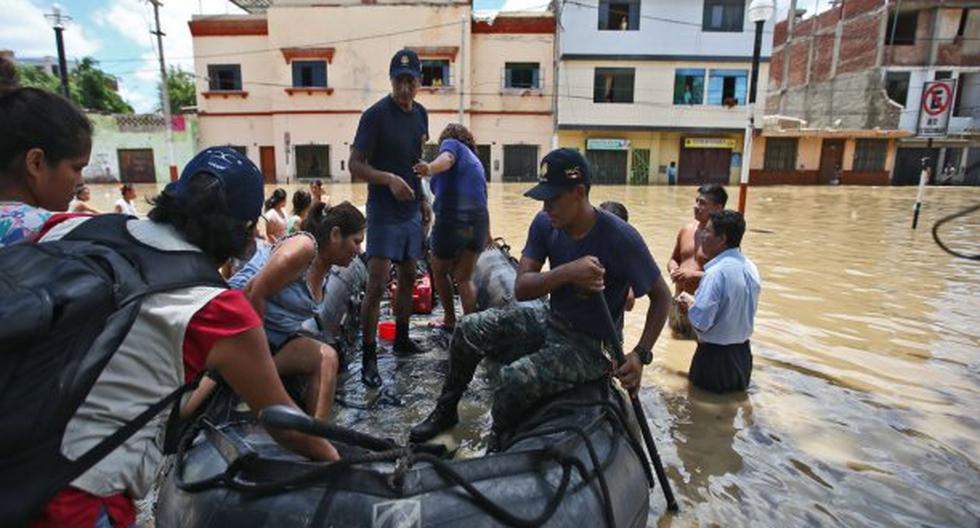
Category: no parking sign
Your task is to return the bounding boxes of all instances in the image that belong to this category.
[917,80,956,137]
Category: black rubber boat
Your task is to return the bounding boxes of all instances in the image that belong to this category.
[153,241,655,527]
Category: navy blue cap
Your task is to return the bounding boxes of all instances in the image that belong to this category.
[389,49,421,79]
[165,147,264,221]
[524,148,592,201]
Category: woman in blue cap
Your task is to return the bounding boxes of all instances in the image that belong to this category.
[33,148,338,528]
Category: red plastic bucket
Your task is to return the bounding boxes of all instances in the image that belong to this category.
[378,321,396,340]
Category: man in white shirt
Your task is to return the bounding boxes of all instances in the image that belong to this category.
[676,209,760,393]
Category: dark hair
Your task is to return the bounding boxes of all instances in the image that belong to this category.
[120,183,134,196]
[311,179,322,187]
[709,209,745,249]
[75,185,89,199]
[698,184,728,207]
[292,189,312,216]
[265,188,287,211]
[301,201,365,247]
[438,123,477,154]
[0,57,92,186]
[599,201,629,223]
[148,171,252,263]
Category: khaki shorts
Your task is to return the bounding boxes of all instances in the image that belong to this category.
[669,302,697,340]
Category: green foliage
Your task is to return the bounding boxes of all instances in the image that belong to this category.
[12,57,133,113]
[160,65,196,112]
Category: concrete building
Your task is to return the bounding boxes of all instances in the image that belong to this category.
[83,114,199,184]
[555,0,773,185]
[762,0,979,186]
[189,1,554,183]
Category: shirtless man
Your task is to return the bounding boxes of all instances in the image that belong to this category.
[666,184,727,339]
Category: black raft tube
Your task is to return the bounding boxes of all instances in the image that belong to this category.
[596,293,680,512]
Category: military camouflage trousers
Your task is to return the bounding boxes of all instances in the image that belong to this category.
[442,304,613,432]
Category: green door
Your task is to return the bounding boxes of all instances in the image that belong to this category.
[630,149,650,185]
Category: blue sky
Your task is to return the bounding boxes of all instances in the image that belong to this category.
[1,0,830,113]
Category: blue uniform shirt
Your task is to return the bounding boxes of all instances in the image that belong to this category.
[352,95,429,224]
[688,248,761,345]
[430,138,487,217]
[522,209,661,341]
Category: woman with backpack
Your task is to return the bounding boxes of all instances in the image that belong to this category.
[0,57,92,248]
[412,123,489,332]
[228,201,365,421]
[32,148,339,528]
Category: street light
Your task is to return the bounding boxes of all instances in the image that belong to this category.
[737,0,775,215]
[44,3,72,99]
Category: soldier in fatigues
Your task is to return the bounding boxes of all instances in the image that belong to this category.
[411,149,672,442]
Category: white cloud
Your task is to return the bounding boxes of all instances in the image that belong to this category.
[0,0,101,59]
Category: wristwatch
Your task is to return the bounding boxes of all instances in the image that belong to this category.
[633,345,653,366]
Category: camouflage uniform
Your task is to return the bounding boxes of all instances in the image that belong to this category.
[440,304,613,432]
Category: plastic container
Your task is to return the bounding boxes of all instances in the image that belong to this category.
[378,321,396,340]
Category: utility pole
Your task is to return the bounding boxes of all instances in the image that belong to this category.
[45,4,72,99]
[458,16,466,124]
[149,0,179,182]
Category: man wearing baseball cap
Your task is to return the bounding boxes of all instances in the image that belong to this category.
[411,148,671,444]
[349,49,431,387]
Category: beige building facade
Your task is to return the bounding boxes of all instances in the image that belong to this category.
[189,4,554,183]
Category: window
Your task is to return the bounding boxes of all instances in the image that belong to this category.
[505,62,541,89]
[502,145,539,182]
[885,71,910,107]
[673,69,705,105]
[707,69,747,106]
[228,145,247,156]
[885,11,918,45]
[954,73,978,117]
[593,68,635,104]
[295,145,330,180]
[763,138,798,171]
[292,60,327,88]
[598,0,639,31]
[935,71,952,80]
[421,59,451,87]
[207,64,242,91]
[853,140,887,171]
[703,0,745,32]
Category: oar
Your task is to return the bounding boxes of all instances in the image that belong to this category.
[597,293,679,512]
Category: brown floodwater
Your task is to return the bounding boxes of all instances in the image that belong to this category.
[89,183,980,527]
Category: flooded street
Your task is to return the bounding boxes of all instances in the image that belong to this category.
[91,183,980,526]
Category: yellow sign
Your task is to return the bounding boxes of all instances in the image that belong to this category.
[684,138,736,149]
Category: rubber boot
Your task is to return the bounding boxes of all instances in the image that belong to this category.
[361,341,382,388]
[409,389,462,442]
[393,323,425,356]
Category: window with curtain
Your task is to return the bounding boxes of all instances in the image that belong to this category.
[505,63,541,89]
[291,61,327,88]
[853,140,887,171]
[703,0,745,32]
[207,64,242,91]
[421,59,451,87]
[598,0,639,30]
[674,69,705,105]
[593,68,635,103]
[707,69,748,106]
[764,138,798,171]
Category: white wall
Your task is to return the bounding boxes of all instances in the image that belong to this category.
[560,0,774,58]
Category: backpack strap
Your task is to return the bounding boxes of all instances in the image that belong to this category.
[45,377,201,501]
[62,215,227,301]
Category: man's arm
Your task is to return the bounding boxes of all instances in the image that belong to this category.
[514,255,604,301]
[667,229,683,275]
[615,275,670,395]
[349,148,415,202]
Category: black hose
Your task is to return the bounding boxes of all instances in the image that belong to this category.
[932,203,980,261]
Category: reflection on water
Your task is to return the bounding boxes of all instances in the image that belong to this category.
[90,184,980,526]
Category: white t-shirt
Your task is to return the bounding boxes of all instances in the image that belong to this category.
[115,198,139,216]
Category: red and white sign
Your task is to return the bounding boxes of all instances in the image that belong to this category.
[918,80,956,137]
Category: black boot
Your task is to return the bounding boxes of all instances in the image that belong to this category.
[361,341,382,388]
[393,323,425,356]
[409,390,461,442]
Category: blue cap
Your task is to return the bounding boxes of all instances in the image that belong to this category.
[524,148,592,201]
[166,147,264,221]
[389,49,421,79]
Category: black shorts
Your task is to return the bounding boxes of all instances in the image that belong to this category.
[431,212,488,260]
[688,341,752,393]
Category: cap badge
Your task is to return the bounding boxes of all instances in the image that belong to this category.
[565,166,582,180]
[538,162,549,181]
[401,54,410,65]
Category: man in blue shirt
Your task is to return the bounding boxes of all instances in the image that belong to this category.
[349,49,431,387]
[410,148,671,443]
[676,210,761,393]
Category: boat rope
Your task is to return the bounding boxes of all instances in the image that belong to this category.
[932,203,980,261]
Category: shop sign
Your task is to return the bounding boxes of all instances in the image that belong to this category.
[586,138,630,151]
[684,138,736,149]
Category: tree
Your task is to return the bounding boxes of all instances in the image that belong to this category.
[72,58,132,113]
[160,65,196,112]
[14,63,61,93]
